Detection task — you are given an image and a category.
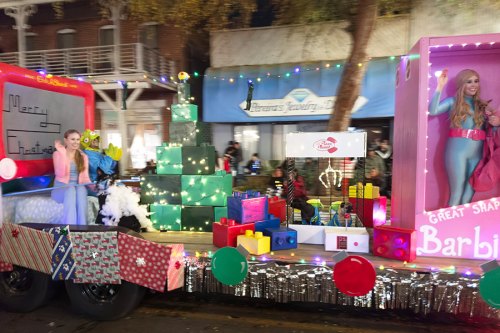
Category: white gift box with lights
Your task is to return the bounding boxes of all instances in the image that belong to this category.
[324,227,370,253]
[288,225,326,245]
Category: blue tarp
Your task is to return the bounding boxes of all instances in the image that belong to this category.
[202,58,398,123]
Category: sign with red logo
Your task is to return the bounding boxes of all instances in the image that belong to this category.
[312,137,338,154]
[286,132,366,158]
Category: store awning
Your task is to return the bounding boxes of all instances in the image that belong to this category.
[202,58,398,123]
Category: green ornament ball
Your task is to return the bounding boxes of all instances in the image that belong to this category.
[211,247,248,286]
[479,266,500,309]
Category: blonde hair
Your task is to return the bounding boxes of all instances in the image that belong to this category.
[451,69,485,129]
[64,129,85,173]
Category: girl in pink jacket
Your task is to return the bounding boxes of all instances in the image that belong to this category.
[51,129,91,225]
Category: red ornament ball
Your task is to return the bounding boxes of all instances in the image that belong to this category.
[333,255,376,296]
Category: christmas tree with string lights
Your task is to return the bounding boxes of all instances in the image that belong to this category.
[140,72,232,232]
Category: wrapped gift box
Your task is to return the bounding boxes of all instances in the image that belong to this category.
[181,146,216,175]
[263,227,297,251]
[0,228,13,272]
[0,223,53,274]
[156,144,183,175]
[72,232,121,284]
[181,206,214,232]
[373,226,417,262]
[140,175,182,205]
[150,204,182,231]
[348,196,387,228]
[181,171,232,206]
[214,206,228,222]
[45,226,76,281]
[171,103,198,122]
[288,225,326,245]
[227,191,268,224]
[254,215,281,233]
[212,217,255,248]
[268,197,287,223]
[166,244,185,291]
[169,121,211,147]
[324,227,370,253]
[118,233,171,292]
[237,230,270,255]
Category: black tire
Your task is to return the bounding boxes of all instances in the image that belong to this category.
[0,266,57,312]
[65,280,146,320]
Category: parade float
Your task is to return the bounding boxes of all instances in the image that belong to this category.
[0,32,499,321]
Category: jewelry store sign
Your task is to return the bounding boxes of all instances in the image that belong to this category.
[240,88,368,117]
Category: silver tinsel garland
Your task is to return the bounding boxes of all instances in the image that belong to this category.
[183,257,499,319]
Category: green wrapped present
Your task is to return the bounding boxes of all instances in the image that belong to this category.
[171,103,198,122]
[169,122,211,147]
[150,204,182,231]
[182,146,216,175]
[140,175,181,205]
[156,144,183,174]
[214,206,228,222]
[181,206,214,232]
[181,172,232,206]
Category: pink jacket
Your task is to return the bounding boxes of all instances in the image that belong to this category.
[53,148,91,184]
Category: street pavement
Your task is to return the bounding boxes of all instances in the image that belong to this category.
[0,291,498,333]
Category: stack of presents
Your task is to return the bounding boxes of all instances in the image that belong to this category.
[213,191,297,255]
[287,183,416,262]
[141,93,232,232]
[0,224,184,292]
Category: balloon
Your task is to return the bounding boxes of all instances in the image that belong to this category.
[211,247,248,286]
[333,255,376,296]
[479,266,500,309]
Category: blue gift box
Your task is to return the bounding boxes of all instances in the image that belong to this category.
[227,191,268,224]
[263,227,298,251]
[254,215,280,233]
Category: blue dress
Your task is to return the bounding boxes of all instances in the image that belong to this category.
[51,161,88,225]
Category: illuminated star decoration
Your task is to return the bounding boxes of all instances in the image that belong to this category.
[136,257,146,267]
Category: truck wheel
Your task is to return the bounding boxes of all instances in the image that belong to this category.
[65,280,146,321]
[0,266,56,312]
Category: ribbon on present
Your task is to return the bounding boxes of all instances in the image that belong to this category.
[44,226,76,281]
[0,228,14,272]
[72,232,121,284]
[167,244,185,291]
[0,223,53,274]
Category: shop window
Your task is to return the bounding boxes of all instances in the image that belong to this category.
[234,125,260,164]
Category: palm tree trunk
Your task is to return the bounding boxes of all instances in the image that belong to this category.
[327,0,378,132]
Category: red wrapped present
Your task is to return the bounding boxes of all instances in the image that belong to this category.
[0,227,13,272]
[0,223,53,274]
[213,217,255,248]
[72,232,120,284]
[268,197,286,223]
[166,243,184,291]
[118,233,172,292]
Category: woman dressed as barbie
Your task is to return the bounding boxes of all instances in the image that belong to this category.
[429,69,488,206]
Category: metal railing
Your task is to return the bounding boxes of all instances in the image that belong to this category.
[0,43,175,79]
